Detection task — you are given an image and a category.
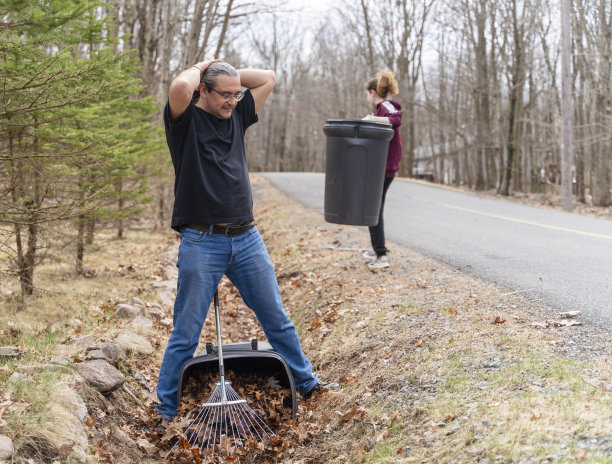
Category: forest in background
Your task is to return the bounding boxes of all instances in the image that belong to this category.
[1,0,612,297]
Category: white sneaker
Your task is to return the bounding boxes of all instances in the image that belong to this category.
[368,255,389,269]
[363,250,377,261]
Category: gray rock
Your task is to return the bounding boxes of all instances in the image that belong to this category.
[157,289,175,307]
[0,434,13,460]
[114,331,154,355]
[49,356,71,366]
[96,342,126,362]
[161,249,178,262]
[71,334,95,347]
[163,265,178,281]
[130,297,146,308]
[44,402,89,462]
[147,307,165,320]
[75,359,125,393]
[64,373,86,388]
[130,315,153,334]
[88,349,107,360]
[0,346,24,358]
[151,280,176,290]
[114,303,141,319]
[55,385,88,422]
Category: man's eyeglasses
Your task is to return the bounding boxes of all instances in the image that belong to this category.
[206,86,244,102]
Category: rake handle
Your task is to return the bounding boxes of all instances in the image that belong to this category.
[213,290,225,378]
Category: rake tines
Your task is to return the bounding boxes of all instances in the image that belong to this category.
[183,380,277,455]
[165,289,278,460]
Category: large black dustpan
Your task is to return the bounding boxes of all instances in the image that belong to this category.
[177,339,297,418]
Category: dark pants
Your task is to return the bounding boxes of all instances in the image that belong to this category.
[368,176,394,257]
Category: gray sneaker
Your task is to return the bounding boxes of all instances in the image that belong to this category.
[363,250,377,261]
[302,380,340,399]
[368,255,389,269]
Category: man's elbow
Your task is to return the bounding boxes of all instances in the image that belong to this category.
[169,77,194,101]
[266,70,277,88]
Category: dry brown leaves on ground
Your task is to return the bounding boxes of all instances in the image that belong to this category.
[138,370,329,463]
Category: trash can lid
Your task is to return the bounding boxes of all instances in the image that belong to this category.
[324,118,392,129]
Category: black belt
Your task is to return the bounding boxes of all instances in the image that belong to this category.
[183,223,255,237]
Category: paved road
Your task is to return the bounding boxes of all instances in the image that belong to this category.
[261,172,612,328]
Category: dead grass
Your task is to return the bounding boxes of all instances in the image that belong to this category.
[0,226,173,462]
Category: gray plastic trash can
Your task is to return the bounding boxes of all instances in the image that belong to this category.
[323,119,394,226]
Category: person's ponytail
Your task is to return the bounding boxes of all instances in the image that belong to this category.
[376,69,399,99]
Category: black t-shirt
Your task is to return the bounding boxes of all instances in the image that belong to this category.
[164,90,259,231]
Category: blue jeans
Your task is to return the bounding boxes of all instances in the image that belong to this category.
[156,226,319,419]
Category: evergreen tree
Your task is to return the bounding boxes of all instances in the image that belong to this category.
[0,0,164,293]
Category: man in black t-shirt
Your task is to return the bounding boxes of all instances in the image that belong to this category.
[155,60,337,421]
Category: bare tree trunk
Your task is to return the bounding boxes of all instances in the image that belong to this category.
[499,0,525,196]
[86,216,95,245]
[575,62,587,203]
[76,214,85,275]
[9,128,42,296]
[473,0,489,190]
[560,0,574,210]
[214,0,235,58]
[360,0,375,69]
[182,0,209,67]
[591,0,611,206]
[116,177,125,239]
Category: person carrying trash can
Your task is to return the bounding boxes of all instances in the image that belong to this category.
[362,69,403,269]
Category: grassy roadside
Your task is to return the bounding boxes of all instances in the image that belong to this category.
[1,175,611,463]
[0,228,175,463]
[251,175,612,463]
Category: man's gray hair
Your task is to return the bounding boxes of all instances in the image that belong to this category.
[202,62,239,88]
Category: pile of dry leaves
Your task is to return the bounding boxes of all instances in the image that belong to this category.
[137,370,325,463]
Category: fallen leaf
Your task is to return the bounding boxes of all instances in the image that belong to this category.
[339,404,367,422]
[58,444,74,456]
[136,438,157,456]
[493,316,506,324]
[308,317,322,330]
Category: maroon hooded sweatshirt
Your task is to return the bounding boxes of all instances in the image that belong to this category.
[374,99,402,178]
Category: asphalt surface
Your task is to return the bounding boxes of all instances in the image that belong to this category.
[260,172,612,328]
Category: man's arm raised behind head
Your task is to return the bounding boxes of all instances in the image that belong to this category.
[168,60,220,120]
[237,69,276,113]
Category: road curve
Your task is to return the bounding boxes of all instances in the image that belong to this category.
[260,172,612,328]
